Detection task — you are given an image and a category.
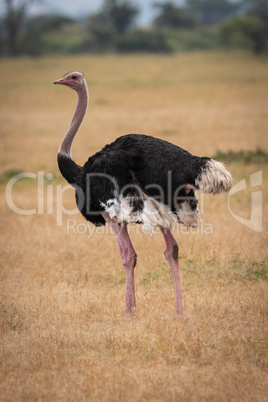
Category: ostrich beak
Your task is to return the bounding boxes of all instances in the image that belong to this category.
[53,78,64,85]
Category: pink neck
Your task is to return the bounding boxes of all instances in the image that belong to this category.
[58,83,88,157]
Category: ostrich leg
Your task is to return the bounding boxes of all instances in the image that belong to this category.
[102,213,137,316]
[160,227,183,315]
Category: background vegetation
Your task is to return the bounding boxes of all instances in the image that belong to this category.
[1,0,268,56]
[0,51,267,400]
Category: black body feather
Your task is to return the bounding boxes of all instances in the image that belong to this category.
[58,134,210,227]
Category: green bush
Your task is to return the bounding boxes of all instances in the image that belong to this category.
[116,29,173,53]
[164,27,220,51]
[220,16,268,53]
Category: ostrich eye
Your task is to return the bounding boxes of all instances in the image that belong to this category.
[71,75,77,80]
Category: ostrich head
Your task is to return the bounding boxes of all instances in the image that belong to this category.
[54,71,85,91]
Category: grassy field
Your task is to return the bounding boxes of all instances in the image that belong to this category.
[0,52,268,401]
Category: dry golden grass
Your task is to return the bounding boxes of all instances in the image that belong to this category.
[0,52,268,401]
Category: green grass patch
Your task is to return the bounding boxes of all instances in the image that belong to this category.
[246,261,268,282]
[213,148,268,164]
[0,169,24,184]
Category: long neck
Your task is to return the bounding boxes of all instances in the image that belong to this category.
[58,82,89,157]
[57,81,88,186]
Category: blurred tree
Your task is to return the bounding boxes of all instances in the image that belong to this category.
[3,0,36,55]
[105,0,139,34]
[220,15,268,53]
[0,18,4,55]
[240,0,268,22]
[186,0,239,25]
[20,14,74,56]
[27,14,73,31]
[153,2,196,28]
[87,0,139,50]
[116,28,173,52]
[87,12,117,50]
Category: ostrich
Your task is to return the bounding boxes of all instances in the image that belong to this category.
[54,71,232,316]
